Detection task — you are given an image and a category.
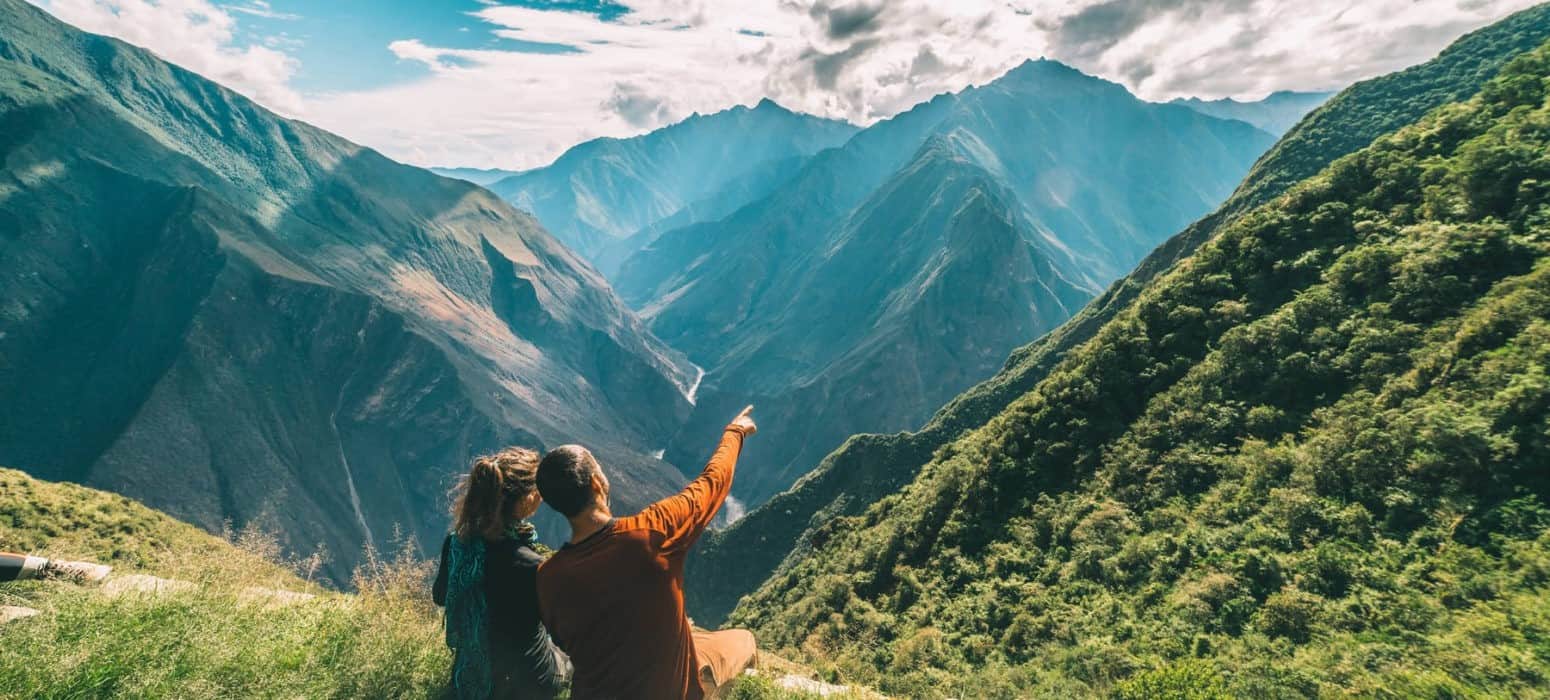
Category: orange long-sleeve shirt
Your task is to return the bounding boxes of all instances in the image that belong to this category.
[536,426,749,700]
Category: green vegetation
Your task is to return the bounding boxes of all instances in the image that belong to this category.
[0,468,450,698]
[1237,1,1550,208]
[730,40,1550,698]
[688,1,1550,628]
[0,467,295,579]
[0,559,450,698]
[0,468,849,698]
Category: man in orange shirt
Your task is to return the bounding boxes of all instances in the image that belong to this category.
[535,406,759,699]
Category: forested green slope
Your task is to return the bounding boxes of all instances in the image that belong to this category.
[686,0,1550,629]
[729,40,1550,698]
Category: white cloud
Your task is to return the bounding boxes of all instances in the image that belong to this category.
[300,2,786,170]
[229,1,299,21]
[1048,0,1549,99]
[34,0,303,115]
[300,0,1542,170]
[31,0,1550,170]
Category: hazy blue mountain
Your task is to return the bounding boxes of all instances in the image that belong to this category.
[590,154,811,278]
[1170,90,1332,135]
[622,59,1273,509]
[0,0,696,582]
[489,100,857,261]
[429,166,524,186]
[685,0,1550,628]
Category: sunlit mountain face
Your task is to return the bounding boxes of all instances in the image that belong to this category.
[614,59,1276,509]
[0,0,698,582]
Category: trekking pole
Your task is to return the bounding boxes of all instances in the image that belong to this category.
[0,552,112,583]
[0,552,49,582]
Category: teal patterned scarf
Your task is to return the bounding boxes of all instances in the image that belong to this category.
[444,522,537,699]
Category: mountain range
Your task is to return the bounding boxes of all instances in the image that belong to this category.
[1169,90,1332,136]
[0,0,1308,582]
[487,99,858,267]
[6,0,1550,696]
[715,6,1550,696]
[687,2,1550,631]
[614,59,1276,508]
[428,166,524,187]
[0,0,697,582]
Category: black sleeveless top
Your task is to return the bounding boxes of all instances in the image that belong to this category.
[433,534,568,698]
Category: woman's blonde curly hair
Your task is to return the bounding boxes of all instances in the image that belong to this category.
[450,447,539,541]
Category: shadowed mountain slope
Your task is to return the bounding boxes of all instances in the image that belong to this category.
[0,0,694,582]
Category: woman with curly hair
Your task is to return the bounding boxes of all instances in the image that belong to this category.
[434,447,570,699]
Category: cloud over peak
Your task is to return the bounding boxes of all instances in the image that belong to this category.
[33,0,1547,169]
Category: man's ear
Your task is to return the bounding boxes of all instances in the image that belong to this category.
[591,471,609,506]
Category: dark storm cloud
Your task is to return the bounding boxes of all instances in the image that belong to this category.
[809,1,887,39]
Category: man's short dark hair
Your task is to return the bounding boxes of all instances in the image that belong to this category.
[537,445,600,517]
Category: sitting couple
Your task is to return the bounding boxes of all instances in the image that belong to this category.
[433,406,759,700]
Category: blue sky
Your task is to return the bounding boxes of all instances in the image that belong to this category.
[33,0,1547,170]
[227,1,597,93]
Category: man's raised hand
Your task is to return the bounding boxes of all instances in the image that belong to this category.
[730,405,757,436]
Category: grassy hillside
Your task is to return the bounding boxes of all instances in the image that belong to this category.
[0,467,851,698]
[1,466,293,577]
[686,0,1550,629]
[0,467,450,698]
[729,39,1550,699]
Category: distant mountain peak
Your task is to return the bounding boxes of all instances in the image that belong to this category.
[490,90,858,259]
[990,57,1129,97]
[722,97,795,118]
[1172,89,1333,106]
[1168,89,1333,136]
[1003,56,1078,79]
[1266,89,1331,100]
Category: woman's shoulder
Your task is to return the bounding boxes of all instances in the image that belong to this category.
[514,545,546,567]
[489,538,546,568]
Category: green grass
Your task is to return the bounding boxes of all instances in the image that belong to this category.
[0,468,850,698]
[0,467,449,698]
[722,673,877,699]
[0,569,448,698]
[0,467,299,581]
